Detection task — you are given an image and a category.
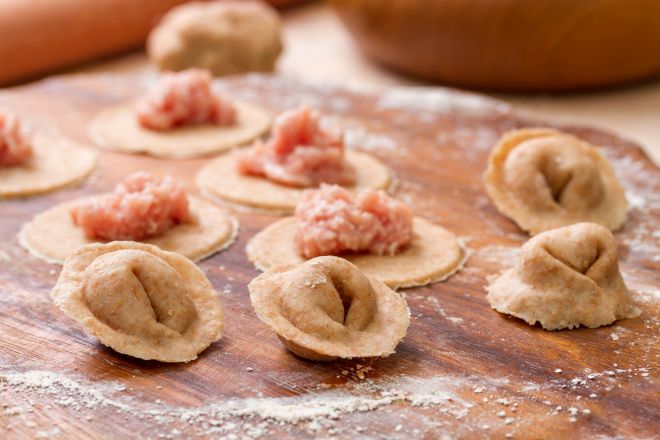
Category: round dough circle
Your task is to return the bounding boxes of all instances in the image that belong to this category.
[50,241,224,362]
[88,101,272,159]
[246,217,465,289]
[249,257,410,360]
[19,196,237,264]
[484,128,628,234]
[197,150,392,213]
[0,136,97,198]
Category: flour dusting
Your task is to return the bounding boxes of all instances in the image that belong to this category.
[343,126,398,153]
[1,368,478,438]
[472,245,520,271]
[377,87,511,118]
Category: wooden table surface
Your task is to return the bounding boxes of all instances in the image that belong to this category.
[0,3,658,439]
[71,2,660,166]
[0,67,658,439]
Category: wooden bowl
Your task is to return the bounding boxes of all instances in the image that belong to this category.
[331,0,660,92]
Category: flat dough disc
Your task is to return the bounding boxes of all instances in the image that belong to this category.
[197,150,392,212]
[246,217,465,289]
[88,101,272,159]
[0,136,97,198]
[19,196,237,264]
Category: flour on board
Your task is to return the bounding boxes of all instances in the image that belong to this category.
[376,87,512,118]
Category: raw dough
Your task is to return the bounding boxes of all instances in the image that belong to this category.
[0,136,97,198]
[50,241,224,362]
[19,196,237,264]
[487,222,640,330]
[484,128,627,234]
[247,217,465,289]
[248,256,410,361]
[89,101,271,159]
[197,150,392,213]
[147,0,283,76]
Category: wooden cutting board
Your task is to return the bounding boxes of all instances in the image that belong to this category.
[0,72,658,439]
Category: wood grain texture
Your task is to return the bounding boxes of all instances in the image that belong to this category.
[0,72,658,439]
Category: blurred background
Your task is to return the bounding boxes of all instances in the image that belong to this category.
[0,0,658,163]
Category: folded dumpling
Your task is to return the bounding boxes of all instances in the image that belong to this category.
[248,256,410,361]
[50,241,224,362]
[487,222,640,330]
[484,128,627,234]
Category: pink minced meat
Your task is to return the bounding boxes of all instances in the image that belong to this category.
[70,172,193,241]
[295,184,413,258]
[236,105,356,187]
[0,112,32,166]
[136,68,237,130]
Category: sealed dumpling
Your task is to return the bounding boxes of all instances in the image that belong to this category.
[248,256,410,361]
[487,222,640,330]
[484,128,627,234]
[50,241,224,362]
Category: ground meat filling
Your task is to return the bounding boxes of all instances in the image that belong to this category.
[0,112,33,166]
[237,105,356,187]
[136,68,237,130]
[295,184,413,258]
[70,172,193,241]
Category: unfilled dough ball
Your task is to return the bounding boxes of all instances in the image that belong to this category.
[148,0,283,76]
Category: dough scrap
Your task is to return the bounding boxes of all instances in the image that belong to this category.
[487,222,640,330]
[247,217,465,289]
[51,241,224,362]
[19,196,236,264]
[89,101,271,159]
[248,256,410,361]
[197,150,392,213]
[484,128,627,234]
[0,136,97,198]
[147,0,282,76]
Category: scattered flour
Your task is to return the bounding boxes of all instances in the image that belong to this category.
[0,369,477,438]
[376,87,511,118]
[343,126,398,153]
[1,370,131,411]
[417,296,465,325]
[625,191,647,210]
[466,245,521,279]
[4,364,618,438]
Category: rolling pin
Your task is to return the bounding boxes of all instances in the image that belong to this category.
[0,0,190,85]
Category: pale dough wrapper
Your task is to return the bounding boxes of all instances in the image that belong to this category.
[197,150,392,213]
[487,222,640,330]
[484,128,627,235]
[50,241,224,362]
[0,136,97,198]
[247,217,466,289]
[249,256,410,361]
[19,196,237,264]
[88,101,272,159]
